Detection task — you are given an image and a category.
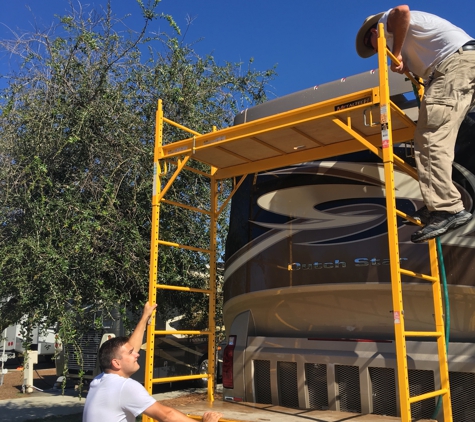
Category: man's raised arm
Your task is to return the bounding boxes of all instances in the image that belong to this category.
[129,302,157,352]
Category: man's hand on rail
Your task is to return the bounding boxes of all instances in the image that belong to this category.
[143,301,158,321]
[390,53,407,74]
[202,411,223,422]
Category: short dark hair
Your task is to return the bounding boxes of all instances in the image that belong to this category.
[98,336,129,371]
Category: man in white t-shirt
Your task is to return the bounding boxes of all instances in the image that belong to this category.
[356,5,475,243]
[83,302,222,422]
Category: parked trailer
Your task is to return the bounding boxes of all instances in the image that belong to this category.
[1,322,56,357]
[221,69,475,422]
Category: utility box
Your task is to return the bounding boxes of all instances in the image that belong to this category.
[23,350,39,393]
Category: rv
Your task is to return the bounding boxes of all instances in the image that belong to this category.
[221,70,475,421]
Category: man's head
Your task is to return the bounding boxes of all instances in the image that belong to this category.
[99,336,140,377]
[356,12,384,58]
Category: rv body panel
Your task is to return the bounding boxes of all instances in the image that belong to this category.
[223,69,475,420]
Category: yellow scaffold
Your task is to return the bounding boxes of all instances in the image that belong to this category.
[142,24,452,422]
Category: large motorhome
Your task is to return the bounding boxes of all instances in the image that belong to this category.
[221,70,475,421]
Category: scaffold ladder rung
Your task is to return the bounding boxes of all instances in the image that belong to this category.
[404,330,443,338]
[409,388,449,404]
[399,268,438,282]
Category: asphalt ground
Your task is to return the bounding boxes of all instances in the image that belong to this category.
[0,385,437,422]
[0,360,435,422]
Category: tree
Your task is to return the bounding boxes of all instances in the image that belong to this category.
[0,0,275,363]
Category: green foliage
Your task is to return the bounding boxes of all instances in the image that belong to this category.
[0,0,274,377]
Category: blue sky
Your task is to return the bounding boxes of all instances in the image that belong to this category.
[0,0,474,99]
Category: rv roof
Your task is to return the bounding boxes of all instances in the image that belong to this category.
[234,69,418,125]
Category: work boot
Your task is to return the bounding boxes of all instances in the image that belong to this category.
[403,205,431,225]
[411,209,472,243]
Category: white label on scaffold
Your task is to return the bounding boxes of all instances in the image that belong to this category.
[381,122,389,149]
[153,163,158,196]
[393,311,401,324]
[380,105,388,123]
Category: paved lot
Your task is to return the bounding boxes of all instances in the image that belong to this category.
[0,386,437,422]
[0,364,435,422]
[179,400,422,421]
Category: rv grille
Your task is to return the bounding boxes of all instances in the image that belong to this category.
[305,363,328,410]
[450,371,475,422]
[369,367,397,416]
[249,346,475,420]
[409,369,435,420]
[278,361,299,408]
[335,365,361,413]
[254,359,272,404]
[67,330,102,371]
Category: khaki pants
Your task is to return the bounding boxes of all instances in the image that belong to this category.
[414,48,475,213]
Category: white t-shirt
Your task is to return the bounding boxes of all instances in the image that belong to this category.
[379,9,473,79]
[83,373,156,422]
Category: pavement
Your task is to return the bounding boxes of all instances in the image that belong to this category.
[0,381,200,421]
[0,384,438,422]
[0,393,415,422]
[177,399,424,422]
[0,389,83,421]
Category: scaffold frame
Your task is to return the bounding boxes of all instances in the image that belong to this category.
[142,24,453,422]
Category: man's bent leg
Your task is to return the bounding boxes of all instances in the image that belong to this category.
[411,50,475,242]
[414,50,475,213]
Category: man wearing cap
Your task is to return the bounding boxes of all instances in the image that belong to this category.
[356,5,475,243]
